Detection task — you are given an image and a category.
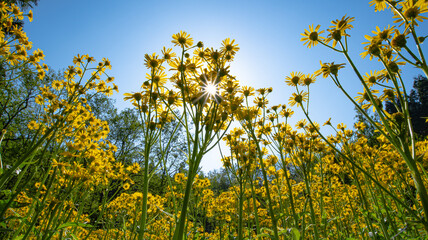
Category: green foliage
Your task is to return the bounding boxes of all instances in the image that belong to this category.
[385,75,428,138]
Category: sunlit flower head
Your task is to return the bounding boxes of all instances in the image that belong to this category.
[301,24,325,48]
[331,15,355,33]
[369,0,388,12]
[323,117,332,126]
[314,61,345,78]
[172,31,194,48]
[362,70,381,87]
[221,38,240,54]
[144,53,163,70]
[285,72,304,86]
[161,47,176,61]
[372,25,394,41]
[301,73,316,86]
[393,0,428,27]
[288,92,308,107]
[240,85,255,98]
[27,10,33,22]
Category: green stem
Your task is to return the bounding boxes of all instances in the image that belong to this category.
[238,180,244,240]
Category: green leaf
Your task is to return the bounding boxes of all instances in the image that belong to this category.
[70,233,79,240]
[57,222,93,230]
[255,232,270,239]
[259,227,273,233]
[12,235,24,240]
[290,228,300,240]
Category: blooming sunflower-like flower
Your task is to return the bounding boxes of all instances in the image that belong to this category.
[240,85,255,98]
[301,24,325,48]
[144,53,163,70]
[323,117,332,126]
[361,38,382,60]
[73,54,85,66]
[27,10,33,22]
[285,72,304,86]
[301,73,316,86]
[371,25,394,41]
[362,70,382,87]
[161,47,176,62]
[314,61,345,78]
[325,15,355,47]
[288,92,308,107]
[145,71,168,88]
[193,48,206,60]
[124,92,143,103]
[355,88,379,105]
[221,38,240,54]
[369,0,388,12]
[52,80,64,91]
[393,0,428,27]
[331,15,355,33]
[172,31,194,48]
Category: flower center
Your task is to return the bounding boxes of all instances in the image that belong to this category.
[309,32,318,41]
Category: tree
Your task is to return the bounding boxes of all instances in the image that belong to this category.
[385,75,428,138]
[2,0,39,10]
[206,168,230,195]
[354,106,381,146]
[0,69,60,167]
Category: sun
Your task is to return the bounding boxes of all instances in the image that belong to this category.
[204,81,218,97]
[195,72,222,105]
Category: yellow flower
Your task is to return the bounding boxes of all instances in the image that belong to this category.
[161,47,176,61]
[124,92,143,103]
[280,108,294,118]
[314,61,345,78]
[337,123,347,131]
[27,10,33,22]
[393,0,428,27]
[102,57,111,69]
[301,73,316,86]
[144,53,163,70]
[285,72,303,86]
[153,71,168,87]
[123,182,130,190]
[295,119,307,129]
[35,95,44,105]
[172,31,193,48]
[193,48,206,60]
[240,85,255,97]
[288,92,308,107]
[221,38,239,54]
[0,2,9,13]
[362,70,381,87]
[301,24,325,48]
[11,4,23,20]
[355,88,379,104]
[73,54,85,66]
[324,15,355,48]
[371,25,394,41]
[354,121,366,131]
[52,80,64,91]
[332,15,354,33]
[369,0,388,12]
[168,57,188,73]
[27,120,39,130]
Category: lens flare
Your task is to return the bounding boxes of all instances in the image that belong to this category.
[204,81,218,97]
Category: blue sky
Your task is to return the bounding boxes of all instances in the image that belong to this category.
[24,0,427,172]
